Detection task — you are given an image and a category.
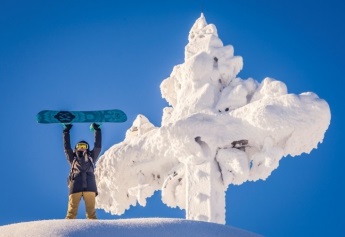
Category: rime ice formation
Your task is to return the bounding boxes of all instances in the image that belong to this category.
[95,13,331,224]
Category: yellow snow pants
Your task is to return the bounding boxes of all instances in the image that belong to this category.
[65,191,97,219]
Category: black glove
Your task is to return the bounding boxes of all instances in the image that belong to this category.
[63,123,73,132]
[91,123,101,131]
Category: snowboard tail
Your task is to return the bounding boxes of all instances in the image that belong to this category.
[36,109,127,124]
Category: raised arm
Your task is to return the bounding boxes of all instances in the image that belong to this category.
[63,124,74,164]
[91,123,102,162]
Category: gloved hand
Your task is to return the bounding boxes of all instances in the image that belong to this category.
[63,123,73,132]
[91,123,101,131]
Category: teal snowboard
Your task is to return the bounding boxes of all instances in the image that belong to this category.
[36,109,127,124]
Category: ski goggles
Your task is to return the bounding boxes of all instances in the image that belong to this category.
[76,143,88,150]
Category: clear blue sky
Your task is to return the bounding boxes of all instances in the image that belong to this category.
[0,0,344,236]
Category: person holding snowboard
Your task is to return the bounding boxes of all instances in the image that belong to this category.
[62,123,101,219]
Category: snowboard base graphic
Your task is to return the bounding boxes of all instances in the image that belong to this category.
[36,109,127,124]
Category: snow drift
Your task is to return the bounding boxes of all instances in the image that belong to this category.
[0,218,262,237]
[95,13,331,224]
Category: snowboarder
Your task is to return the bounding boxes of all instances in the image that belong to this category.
[63,123,101,219]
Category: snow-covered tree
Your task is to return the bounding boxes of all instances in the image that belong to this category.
[95,14,330,224]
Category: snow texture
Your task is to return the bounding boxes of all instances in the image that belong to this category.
[0,218,262,237]
[95,13,331,224]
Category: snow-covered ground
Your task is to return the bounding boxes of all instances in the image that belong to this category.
[0,218,262,237]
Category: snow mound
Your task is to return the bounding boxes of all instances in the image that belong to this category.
[0,218,262,237]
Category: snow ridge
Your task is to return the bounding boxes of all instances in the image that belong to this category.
[0,218,262,237]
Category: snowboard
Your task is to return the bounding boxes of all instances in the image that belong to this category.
[36,109,127,124]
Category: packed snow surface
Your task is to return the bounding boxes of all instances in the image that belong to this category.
[0,218,262,237]
[95,13,331,224]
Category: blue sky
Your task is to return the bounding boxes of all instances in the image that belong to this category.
[0,0,344,236]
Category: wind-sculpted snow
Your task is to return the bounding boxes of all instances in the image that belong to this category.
[95,13,331,224]
[0,218,262,237]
